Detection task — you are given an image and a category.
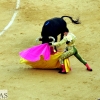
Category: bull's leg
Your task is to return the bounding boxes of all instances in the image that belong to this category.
[54,36,57,52]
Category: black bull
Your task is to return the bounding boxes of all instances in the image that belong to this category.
[39,16,81,51]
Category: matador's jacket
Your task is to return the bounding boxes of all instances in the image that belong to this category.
[52,32,87,65]
[52,32,76,47]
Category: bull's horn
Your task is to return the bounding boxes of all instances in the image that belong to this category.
[49,36,55,42]
[35,37,42,42]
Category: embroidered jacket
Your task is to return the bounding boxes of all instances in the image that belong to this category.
[52,32,76,47]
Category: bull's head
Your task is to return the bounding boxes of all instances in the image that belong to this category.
[36,36,55,44]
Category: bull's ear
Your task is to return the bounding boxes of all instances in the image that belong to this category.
[49,38,53,42]
[36,37,42,41]
[39,38,42,41]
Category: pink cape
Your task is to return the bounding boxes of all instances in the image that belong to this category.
[19,43,51,62]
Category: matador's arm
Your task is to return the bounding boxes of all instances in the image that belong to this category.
[52,35,72,47]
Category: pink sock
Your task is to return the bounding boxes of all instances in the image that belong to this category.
[85,63,91,69]
[85,63,92,71]
[61,64,66,72]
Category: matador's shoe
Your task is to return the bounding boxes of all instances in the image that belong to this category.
[87,68,92,71]
[85,63,93,71]
[58,65,67,74]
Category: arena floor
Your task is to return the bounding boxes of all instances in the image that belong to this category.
[0,0,100,100]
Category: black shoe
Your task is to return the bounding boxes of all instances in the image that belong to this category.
[87,68,93,71]
[58,68,62,73]
[58,70,67,74]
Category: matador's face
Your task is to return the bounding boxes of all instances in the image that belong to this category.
[64,32,68,36]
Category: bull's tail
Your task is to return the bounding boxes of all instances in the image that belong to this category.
[61,16,81,24]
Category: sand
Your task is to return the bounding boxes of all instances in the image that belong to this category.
[0,0,100,100]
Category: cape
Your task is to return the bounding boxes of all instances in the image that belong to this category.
[19,43,51,62]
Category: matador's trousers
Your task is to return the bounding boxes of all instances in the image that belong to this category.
[59,46,87,65]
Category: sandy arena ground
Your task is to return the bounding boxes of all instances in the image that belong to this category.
[0,0,100,100]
